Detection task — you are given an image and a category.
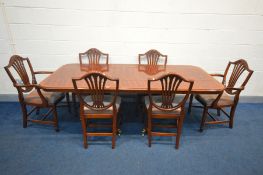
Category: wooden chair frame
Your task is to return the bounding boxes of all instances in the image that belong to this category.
[147,73,194,149]
[137,49,168,135]
[73,48,110,107]
[72,72,119,149]
[4,55,69,131]
[138,49,167,66]
[79,48,109,66]
[188,59,254,131]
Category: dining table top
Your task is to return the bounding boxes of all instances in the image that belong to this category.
[40,64,224,94]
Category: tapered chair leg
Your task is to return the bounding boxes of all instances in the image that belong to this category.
[36,107,40,115]
[200,106,208,132]
[188,94,194,113]
[147,112,152,147]
[80,115,88,149]
[72,93,77,106]
[229,105,237,128]
[112,111,117,149]
[176,118,183,149]
[52,106,59,132]
[21,104,28,128]
[217,108,220,116]
[66,93,71,112]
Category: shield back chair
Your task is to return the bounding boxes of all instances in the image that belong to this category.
[137,49,168,135]
[188,59,254,132]
[72,72,119,149]
[79,48,109,66]
[72,48,109,106]
[4,55,69,131]
[138,49,167,66]
[146,73,194,149]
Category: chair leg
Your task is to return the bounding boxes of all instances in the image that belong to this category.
[21,104,28,128]
[217,108,220,116]
[36,107,40,115]
[66,93,71,112]
[229,105,237,129]
[72,93,77,106]
[188,94,194,113]
[81,117,88,149]
[142,107,148,136]
[72,93,79,117]
[117,102,123,136]
[112,112,117,149]
[176,118,183,149]
[52,106,59,132]
[147,111,152,147]
[200,106,208,132]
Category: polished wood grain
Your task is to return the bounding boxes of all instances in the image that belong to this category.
[40,64,224,94]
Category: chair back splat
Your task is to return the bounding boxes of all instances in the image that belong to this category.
[138,49,167,66]
[79,48,109,65]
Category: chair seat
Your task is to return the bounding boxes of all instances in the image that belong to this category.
[195,92,234,107]
[84,96,120,114]
[145,96,182,115]
[25,90,65,105]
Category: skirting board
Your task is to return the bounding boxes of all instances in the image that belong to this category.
[0,94,263,103]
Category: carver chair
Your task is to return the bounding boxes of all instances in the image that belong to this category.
[4,55,69,131]
[72,72,119,149]
[146,73,194,149]
[188,59,254,132]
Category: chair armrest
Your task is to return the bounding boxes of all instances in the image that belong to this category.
[34,71,53,74]
[15,83,38,88]
[225,87,244,91]
[210,73,224,77]
[225,86,244,95]
[210,73,225,85]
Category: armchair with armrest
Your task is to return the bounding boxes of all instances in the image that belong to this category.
[188,59,254,131]
[4,55,70,131]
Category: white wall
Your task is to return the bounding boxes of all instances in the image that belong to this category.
[1,0,263,96]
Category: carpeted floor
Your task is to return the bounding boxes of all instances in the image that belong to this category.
[0,102,263,175]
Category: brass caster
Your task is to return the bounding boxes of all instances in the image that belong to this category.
[141,128,146,136]
[117,129,122,136]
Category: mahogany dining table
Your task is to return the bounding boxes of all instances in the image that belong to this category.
[40,64,224,94]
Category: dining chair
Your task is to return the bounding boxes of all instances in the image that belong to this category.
[4,55,70,131]
[73,48,110,107]
[188,59,254,132]
[72,72,120,149]
[146,73,194,149]
[79,48,109,66]
[138,49,167,66]
[137,49,168,135]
